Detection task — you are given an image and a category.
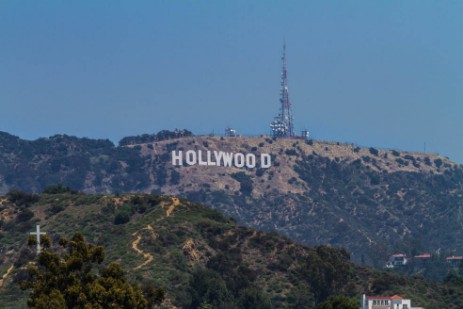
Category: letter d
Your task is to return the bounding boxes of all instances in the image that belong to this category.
[261,153,271,168]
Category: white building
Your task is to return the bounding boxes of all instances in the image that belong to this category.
[386,254,408,268]
[361,294,424,309]
[446,255,463,267]
[225,127,237,137]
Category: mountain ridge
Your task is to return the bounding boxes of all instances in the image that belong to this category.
[1,130,462,272]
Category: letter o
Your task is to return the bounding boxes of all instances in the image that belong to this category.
[246,154,256,168]
[234,153,245,168]
[185,150,197,165]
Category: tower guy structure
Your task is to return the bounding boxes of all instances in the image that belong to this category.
[270,43,295,138]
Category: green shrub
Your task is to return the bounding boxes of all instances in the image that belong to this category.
[16,209,34,222]
[114,211,130,225]
[238,288,272,309]
[370,173,380,185]
[369,147,379,156]
[255,169,265,177]
[6,190,39,207]
[404,155,415,161]
[317,295,358,309]
[170,169,181,185]
[231,172,253,195]
[424,157,432,166]
[43,184,78,194]
[48,204,65,216]
[285,149,298,156]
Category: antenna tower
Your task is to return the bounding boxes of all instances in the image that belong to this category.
[271,43,295,137]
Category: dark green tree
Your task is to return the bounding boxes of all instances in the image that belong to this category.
[42,184,78,194]
[20,233,163,308]
[317,295,358,309]
[238,288,273,309]
[295,246,354,302]
[189,268,233,309]
[6,189,39,207]
[114,210,131,225]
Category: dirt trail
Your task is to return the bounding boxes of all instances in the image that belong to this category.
[131,225,157,270]
[0,265,14,287]
[130,197,181,269]
[166,197,180,217]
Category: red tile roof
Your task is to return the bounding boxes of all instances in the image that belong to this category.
[414,253,431,258]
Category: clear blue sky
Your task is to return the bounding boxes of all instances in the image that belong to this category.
[1,1,462,163]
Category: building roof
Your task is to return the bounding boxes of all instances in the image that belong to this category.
[367,296,391,299]
[367,295,403,300]
[414,253,432,258]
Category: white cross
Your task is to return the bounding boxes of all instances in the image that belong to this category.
[30,225,46,255]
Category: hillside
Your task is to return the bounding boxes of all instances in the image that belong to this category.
[1,131,462,271]
[1,193,463,308]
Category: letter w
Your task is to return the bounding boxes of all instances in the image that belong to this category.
[222,152,233,167]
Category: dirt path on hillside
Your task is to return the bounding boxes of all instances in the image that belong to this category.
[131,225,157,270]
[130,197,181,269]
[166,197,180,217]
[0,265,14,287]
[127,198,186,307]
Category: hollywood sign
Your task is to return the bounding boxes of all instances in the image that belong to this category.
[171,150,272,168]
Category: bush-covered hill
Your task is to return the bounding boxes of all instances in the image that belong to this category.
[1,193,463,308]
[118,129,193,147]
[1,131,462,274]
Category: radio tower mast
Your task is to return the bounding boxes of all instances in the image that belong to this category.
[271,43,295,137]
